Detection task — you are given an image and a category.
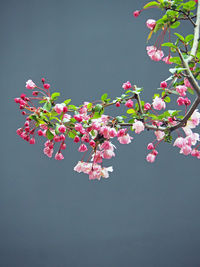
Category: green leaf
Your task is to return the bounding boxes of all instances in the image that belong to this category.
[162,42,177,48]
[143,1,160,9]
[46,129,54,140]
[94,104,103,112]
[43,101,52,112]
[187,88,194,95]
[169,57,181,64]
[51,92,60,100]
[153,93,160,98]
[64,99,71,105]
[126,109,135,114]
[68,131,76,139]
[68,105,77,110]
[101,93,108,102]
[87,103,93,110]
[174,33,185,42]
[185,34,194,43]
[154,19,164,33]
[91,112,101,119]
[170,21,180,29]
[116,116,124,123]
[164,96,171,103]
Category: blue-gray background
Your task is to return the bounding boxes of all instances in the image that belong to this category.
[1,0,200,266]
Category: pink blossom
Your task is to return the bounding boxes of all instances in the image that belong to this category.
[125,99,134,108]
[133,10,140,18]
[132,120,145,134]
[116,102,120,107]
[60,143,66,150]
[100,126,110,139]
[146,153,156,163]
[146,19,156,30]
[29,138,35,144]
[188,109,200,128]
[26,80,36,89]
[184,97,191,106]
[102,149,115,159]
[89,140,96,148]
[54,103,66,114]
[43,147,53,158]
[74,135,80,143]
[93,151,103,163]
[152,97,166,110]
[155,130,165,141]
[176,85,187,97]
[122,81,132,90]
[118,134,133,144]
[78,144,88,152]
[43,83,50,89]
[109,128,117,138]
[184,78,193,89]
[146,46,164,61]
[58,125,66,133]
[55,152,64,160]
[160,81,167,89]
[162,55,173,64]
[177,97,185,106]
[191,149,200,158]
[180,145,192,155]
[173,137,186,148]
[144,103,151,111]
[147,143,154,150]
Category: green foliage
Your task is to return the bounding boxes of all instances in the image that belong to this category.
[46,129,54,140]
[101,93,108,102]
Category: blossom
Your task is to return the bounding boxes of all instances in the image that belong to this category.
[132,120,145,134]
[78,144,88,152]
[155,130,165,141]
[118,133,133,144]
[54,103,66,114]
[176,85,187,97]
[122,81,132,90]
[58,125,66,133]
[144,103,151,111]
[109,128,117,138]
[146,19,156,30]
[146,153,156,163]
[173,137,186,148]
[26,80,36,89]
[43,83,50,89]
[147,143,154,150]
[133,10,140,18]
[162,55,173,64]
[188,109,200,128]
[55,152,64,160]
[184,78,193,89]
[125,99,133,108]
[152,97,166,110]
[160,81,167,89]
[180,145,192,156]
[116,102,120,107]
[146,46,164,61]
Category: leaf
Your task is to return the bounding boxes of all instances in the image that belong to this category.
[43,101,52,112]
[143,1,160,9]
[170,21,180,29]
[162,42,177,48]
[147,30,154,41]
[126,109,135,114]
[101,93,108,102]
[64,99,71,105]
[92,112,101,119]
[51,92,60,100]
[94,104,103,112]
[68,105,77,110]
[174,33,185,42]
[46,129,54,140]
[164,96,171,103]
[153,93,160,98]
[87,103,93,110]
[185,34,194,43]
[169,57,182,64]
[187,88,194,95]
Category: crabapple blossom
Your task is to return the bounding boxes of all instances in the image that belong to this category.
[146,19,156,30]
[26,80,36,89]
[125,99,134,108]
[160,81,167,89]
[146,153,156,163]
[122,81,132,90]
[146,46,164,61]
[152,97,166,110]
[162,55,173,64]
[132,120,145,134]
[176,85,187,97]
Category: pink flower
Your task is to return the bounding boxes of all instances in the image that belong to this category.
[184,78,193,89]
[144,103,151,111]
[184,97,191,106]
[162,56,173,64]
[122,81,132,90]
[125,99,134,108]
[173,137,186,148]
[109,128,117,138]
[132,120,145,134]
[160,81,167,89]
[43,83,50,89]
[43,147,53,158]
[177,97,185,106]
[180,145,192,156]
[78,144,88,152]
[146,153,156,163]
[100,126,110,139]
[116,102,120,107]
[146,46,164,61]
[189,109,200,128]
[118,134,133,144]
[89,140,96,148]
[155,130,165,141]
[133,10,140,18]
[102,149,115,159]
[176,85,187,97]
[26,80,36,89]
[54,103,66,114]
[146,19,156,30]
[147,143,154,150]
[74,136,80,143]
[152,97,166,110]
[29,138,35,144]
[55,152,64,160]
[58,125,66,133]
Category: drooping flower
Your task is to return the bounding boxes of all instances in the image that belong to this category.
[26,80,36,89]
[152,97,166,110]
[176,85,187,97]
[146,46,164,61]
[162,55,173,64]
[122,81,132,90]
[55,152,64,160]
[155,130,165,141]
[146,153,156,163]
[146,19,156,30]
[132,120,145,134]
[125,99,134,108]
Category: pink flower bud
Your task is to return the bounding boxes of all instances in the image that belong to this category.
[147,143,154,150]
[116,102,120,107]
[26,79,36,89]
[58,125,66,133]
[38,129,43,136]
[146,153,156,163]
[55,152,64,160]
[125,99,133,108]
[43,83,50,89]
[63,106,68,113]
[78,144,88,152]
[54,135,61,142]
[89,140,96,148]
[74,136,80,143]
[60,143,66,150]
[184,97,191,106]
[29,138,35,144]
[122,81,132,90]
[144,103,151,111]
[146,19,156,30]
[32,91,39,96]
[41,78,45,83]
[133,10,140,18]
[160,81,167,89]
[177,97,185,106]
